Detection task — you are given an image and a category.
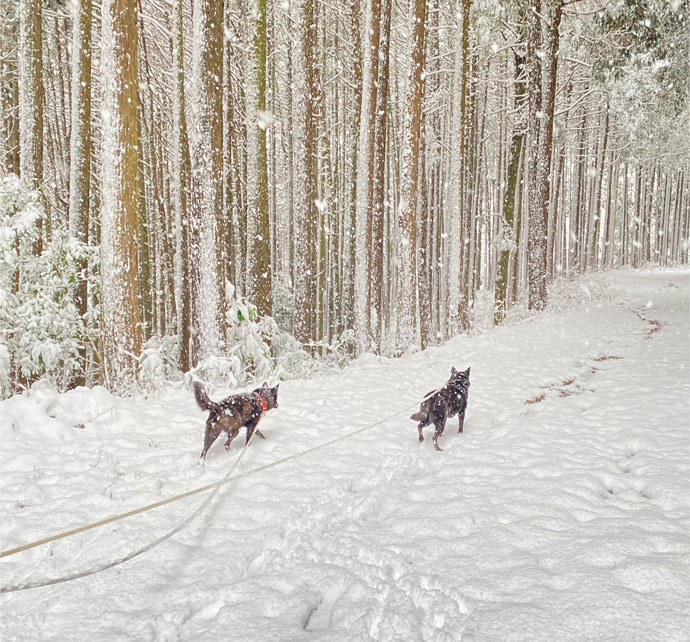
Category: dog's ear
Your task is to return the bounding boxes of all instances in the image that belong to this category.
[261,381,268,388]
[465,367,471,376]
[451,367,458,376]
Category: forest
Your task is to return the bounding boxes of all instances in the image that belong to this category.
[1,0,688,397]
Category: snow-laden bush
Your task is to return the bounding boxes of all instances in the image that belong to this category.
[547,272,620,312]
[138,334,181,392]
[185,287,275,391]
[183,284,352,392]
[497,271,620,328]
[0,175,88,397]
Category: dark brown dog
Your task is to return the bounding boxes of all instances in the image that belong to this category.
[411,367,470,451]
[194,381,279,459]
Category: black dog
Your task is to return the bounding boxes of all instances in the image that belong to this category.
[411,367,470,451]
[194,381,279,459]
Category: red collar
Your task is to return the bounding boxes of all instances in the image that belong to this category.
[257,392,267,413]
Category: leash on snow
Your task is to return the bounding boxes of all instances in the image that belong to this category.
[0,398,420,594]
[0,427,258,594]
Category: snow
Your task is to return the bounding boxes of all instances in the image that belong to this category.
[1,269,689,640]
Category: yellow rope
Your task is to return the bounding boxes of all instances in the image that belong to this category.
[0,401,417,593]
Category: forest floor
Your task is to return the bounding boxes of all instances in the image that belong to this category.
[1,269,688,641]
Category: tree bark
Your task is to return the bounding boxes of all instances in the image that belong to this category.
[189,0,224,362]
[171,0,192,372]
[68,0,92,386]
[100,0,142,394]
[495,53,525,325]
[397,0,427,350]
[246,0,272,317]
[527,0,562,310]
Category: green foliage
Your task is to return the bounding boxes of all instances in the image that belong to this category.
[592,0,689,113]
[0,175,92,397]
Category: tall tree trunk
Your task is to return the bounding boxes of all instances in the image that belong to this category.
[354,0,381,351]
[68,0,92,386]
[447,0,471,335]
[19,0,44,250]
[371,0,391,352]
[495,53,525,325]
[457,0,472,330]
[342,0,362,342]
[189,0,223,362]
[527,0,562,310]
[293,0,319,345]
[590,102,609,268]
[171,0,192,372]
[397,0,427,350]
[100,0,142,394]
[246,0,272,316]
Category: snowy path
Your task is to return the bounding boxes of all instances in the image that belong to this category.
[1,270,688,641]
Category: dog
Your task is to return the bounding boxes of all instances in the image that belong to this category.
[411,367,470,451]
[194,381,279,459]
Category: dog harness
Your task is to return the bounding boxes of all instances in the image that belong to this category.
[257,392,268,415]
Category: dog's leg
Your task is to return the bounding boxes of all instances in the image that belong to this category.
[201,424,221,459]
[245,418,261,445]
[417,423,425,443]
[458,409,465,434]
[432,417,447,452]
[223,431,235,450]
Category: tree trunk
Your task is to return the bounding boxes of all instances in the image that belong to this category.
[371,0,391,352]
[171,0,192,372]
[189,0,224,362]
[19,0,44,251]
[457,0,471,330]
[397,0,427,351]
[293,0,319,345]
[246,0,272,317]
[354,0,381,351]
[527,0,562,310]
[100,0,142,394]
[495,53,525,325]
[68,0,92,386]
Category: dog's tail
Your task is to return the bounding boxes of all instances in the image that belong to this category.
[193,381,217,412]
[410,409,427,422]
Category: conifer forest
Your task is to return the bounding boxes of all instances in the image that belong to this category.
[1,0,688,396]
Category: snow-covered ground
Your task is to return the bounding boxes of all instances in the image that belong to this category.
[1,269,688,641]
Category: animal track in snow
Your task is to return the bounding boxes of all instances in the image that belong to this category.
[633,308,663,339]
[524,355,625,405]
[526,302,665,406]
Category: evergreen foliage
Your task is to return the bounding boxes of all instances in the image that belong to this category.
[0,175,90,395]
